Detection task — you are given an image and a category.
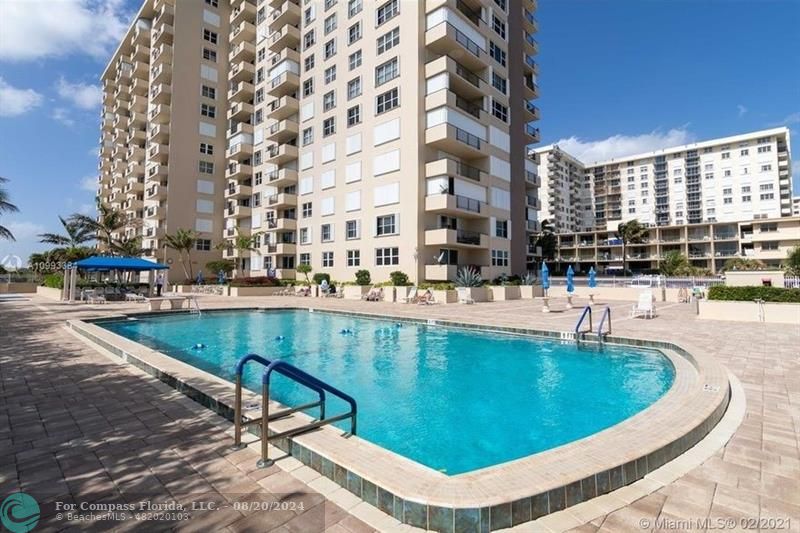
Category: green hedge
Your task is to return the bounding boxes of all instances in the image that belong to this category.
[230,276,281,287]
[708,285,800,303]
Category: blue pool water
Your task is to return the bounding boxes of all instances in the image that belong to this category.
[100,310,675,474]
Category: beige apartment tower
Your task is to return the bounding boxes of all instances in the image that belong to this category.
[99,0,541,284]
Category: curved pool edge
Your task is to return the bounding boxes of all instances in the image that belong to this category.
[65,306,731,533]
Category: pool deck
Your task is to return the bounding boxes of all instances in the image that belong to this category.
[1,294,798,532]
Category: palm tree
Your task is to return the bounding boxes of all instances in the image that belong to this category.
[0,177,19,241]
[617,219,648,276]
[164,229,198,280]
[218,234,261,277]
[69,204,128,252]
[534,219,557,260]
[112,236,146,257]
[39,216,95,249]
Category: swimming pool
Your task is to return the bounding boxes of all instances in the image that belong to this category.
[99,309,675,475]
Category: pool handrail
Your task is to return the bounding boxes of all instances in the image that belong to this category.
[575,305,592,335]
[232,353,327,449]
[597,306,611,337]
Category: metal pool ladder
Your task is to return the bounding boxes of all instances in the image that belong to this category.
[575,305,592,336]
[597,306,611,337]
[232,353,357,468]
[188,296,202,316]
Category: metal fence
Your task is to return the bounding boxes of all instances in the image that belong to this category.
[785,277,800,289]
[546,275,726,289]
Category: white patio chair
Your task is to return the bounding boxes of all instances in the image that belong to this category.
[630,290,656,319]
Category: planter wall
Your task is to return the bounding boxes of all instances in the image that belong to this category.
[35,286,63,300]
[431,289,458,304]
[343,285,372,300]
[456,287,488,303]
[0,282,37,294]
[228,286,283,297]
[519,286,544,299]
[488,286,521,301]
[698,299,800,324]
[725,270,784,287]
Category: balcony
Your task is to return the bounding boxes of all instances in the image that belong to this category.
[131,77,149,96]
[526,195,541,209]
[274,242,297,255]
[148,143,169,163]
[226,204,252,219]
[146,163,168,181]
[525,101,540,120]
[226,162,253,180]
[123,179,144,194]
[266,192,297,208]
[155,1,174,25]
[228,101,254,121]
[149,123,169,143]
[424,264,489,281]
[268,24,300,52]
[525,171,540,188]
[225,183,252,199]
[228,81,255,102]
[425,228,488,248]
[152,43,173,67]
[133,60,148,79]
[122,196,143,211]
[425,89,485,121]
[265,168,298,187]
[267,71,300,97]
[425,56,485,101]
[150,83,171,104]
[152,23,173,46]
[132,43,150,62]
[426,21,487,71]
[126,144,144,161]
[151,63,171,84]
[425,123,487,159]
[265,144,298,165]
[526,220,540,232]
[425,193,486,218]
[269,1,301,32]
[425,157,485,185]
[229,60,255,83]
[231,21,257,45]
[226,142,253,161]
[145,183,167,200]
[229,41,256,64]
[230,0,256,25]
[523,76,539,99]
[266,119,298,143]
[268,95,300,120]
[129,94,147,113]
[266,217,297,231]
[144,205,166,220]
[148,104,170,124]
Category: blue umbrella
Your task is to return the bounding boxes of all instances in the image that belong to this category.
[541,262,550,293]
[588,266,597,289]
[566,265,575,294]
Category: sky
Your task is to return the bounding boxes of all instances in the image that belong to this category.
[0,0,798,267]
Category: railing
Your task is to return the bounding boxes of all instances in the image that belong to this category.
[455,194,480,213]
[575,305,592,335]
[456,229,482,245]
[597,307,611,336]
[454,126,481,149]
[785,277,800,289]
[448,158,482,181]
[232,354,357,467]
[452,24,482,57]
[454,94,482,118]
[454,61,481,87]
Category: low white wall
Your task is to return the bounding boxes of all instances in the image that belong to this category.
[35,286,63,300]
[547,287,679,302]
[698,299,800,324]
[1,282,38,294]
[228,286,282,297]
[725,270,784,287]
[488,286,521,301]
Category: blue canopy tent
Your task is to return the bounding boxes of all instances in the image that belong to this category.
[66,256,169,302]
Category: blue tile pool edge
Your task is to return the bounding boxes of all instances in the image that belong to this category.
[69,308,731,533]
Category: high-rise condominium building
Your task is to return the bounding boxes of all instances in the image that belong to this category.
[531,127,793,232]
[98,0,541,283]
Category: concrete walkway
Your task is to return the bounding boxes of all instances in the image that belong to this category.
[0,294,797,532]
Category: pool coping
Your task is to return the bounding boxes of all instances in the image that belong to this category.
[66,306,731,532]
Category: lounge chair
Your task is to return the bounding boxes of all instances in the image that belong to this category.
[87,292,107,304]
[402,287,419,304]
[296,286,311,297]
[361,287,377,301]
[630,290,656,319]
[418,290,436,305]
[363,287,383,301]
[124,292,148,303]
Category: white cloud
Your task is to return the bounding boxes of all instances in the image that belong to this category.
[0,221,48,266]
[737,104,747,118]
[0,0,132,62]
[51,107,75,127]
[550,128,696,164]
[80,176,97,191]
[56,77,102,110]
[78,203,94,215]
[0,77,43,117]
[780,112,800,125]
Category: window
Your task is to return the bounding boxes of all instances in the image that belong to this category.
[760,193,775,200]
[301,202,313,218]
[741,185,751,192]
[321,224,332,242]
[199,161,214,174]
[302,78,314,96]
[201,85,216,99]
[495,220,508,238]
[303,30,316,50]
[491,73,507,94]
[304,7,314,24]
[346,220,360,239]
[195,239,212,251]
[760,183,774,191]
[347,250,360,266]
[324,14,337,34]
[757,145,772,153]
[376,88,398,114]
[347,77,362,100]
[721,152,730,159]
[302,127,314,146]
[761,164,772,172]
[347,105,361,126]
[323,90,336,111]
[322,251,334,267]
[199,143,214,155]
[376,0,399,26]
[205,0,218,6]
[255,88,264,104]
[491,249,509,267]
[723,187,732,195]
[742,195,751,202]
[299,227,310,244]
[324,38,337,59]
[762,241,779,251]
[492,15,506,39]
[724,169,731,177]
[203,29,218,44]
[723,197,733,204]
[348,22,362,44]
[494,0,507,11]
[324,66,337,84]
[299,253,311,266]
[376,214,396,235]
[740,149,749,156]
[704,173,714,180]
[323,117,336,137]
[376,247,399,266]
[760,222,778,232]
[304,55,315,72]
[200,103,216,118]
[202,48,216,62]
[375,57,399,86]
[376,27,399,54]
[491,100,508,122]
[348,0,362,17]
[489,42,506,66]
[348,50,363,70]
[324,0,337,10]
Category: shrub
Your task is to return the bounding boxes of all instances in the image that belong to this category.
[206,259,235,275]
[296,263,312,282]
[43,273,64,289]
[455,266,483,287]
[312,273,330,285]
[354,269,371,286]
[708,286,800,303]
[419,282,455,290]
[521,272,537,286]
[230,276,281,287]
[389,271,409,286]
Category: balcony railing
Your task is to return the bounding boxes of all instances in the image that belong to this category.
[454,61,481,87]
[456,229,482,245]
[455,194,480,213]
[454,126,481,149]
[454,94,482,118]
